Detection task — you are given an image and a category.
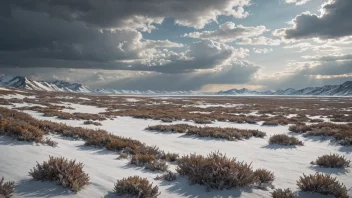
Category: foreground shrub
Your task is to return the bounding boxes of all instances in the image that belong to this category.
[269,134,303,146]
[254,169,275,185]
[155,171,177,181]
[271,188,297,198]
[297,173,348,198]
[311,154,350,168]
[114,176,160,198]
[29,156,90,192]
[0,177,15,198]
[0,120,44,143]
[176,152,270,191]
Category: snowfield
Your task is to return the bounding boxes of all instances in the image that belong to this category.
[0,93,351,198]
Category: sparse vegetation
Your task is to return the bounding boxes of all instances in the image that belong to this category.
[83,120,102,126]
[155,171,177,181]
[146,124,266,141]
[0,177,15,198]
[145,160,168,171]
[114,176,160,198]
[29,156,90,192]
[311,154,350,168]
[269,134,303,146]
[271,188,297,198]
[176,151,273,191]
[297,173,348,198]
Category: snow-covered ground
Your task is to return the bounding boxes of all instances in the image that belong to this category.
[0,98,351,198]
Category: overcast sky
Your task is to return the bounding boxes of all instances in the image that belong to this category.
[1,0,351,91]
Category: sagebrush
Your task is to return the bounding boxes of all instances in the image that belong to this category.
[0,177,15,198]
[311,154,350,168]
[29,156,90,192]
[269,134,303,146]
[114,176,160,198]
[271,188,297,198]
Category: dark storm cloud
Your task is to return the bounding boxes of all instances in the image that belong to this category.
[2,0,249,30]
[282,0,352,39]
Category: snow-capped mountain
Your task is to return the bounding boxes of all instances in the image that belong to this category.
[0,74,351,96]
[218,81,352,96]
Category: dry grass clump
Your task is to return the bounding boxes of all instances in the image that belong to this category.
[194,119,212,124]
[0,177,15,198]
[83,120,102,126]
[269,134,303,146]
[297,173,348,198]
[176,152,273,191]
[253,169,275,185]
[0,119,44,143]
[289,122,352,146]
[41,137,58,147]
[146,124,266,141]
[155,171,177,181]
[311,154,350,168]
[130,154,156,166]
[262,121,280,126]
[145,160,168,171]
[271,188,297,198]
[29,156,90,192]
[159,152,179,162]
[114,176,160,198]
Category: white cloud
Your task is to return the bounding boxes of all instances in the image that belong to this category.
[184,22,267,42]
[253,48,273,54]
[237,36,281,45]
[284,0,311,5]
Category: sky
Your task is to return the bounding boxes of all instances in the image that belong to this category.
[0,0,352,91]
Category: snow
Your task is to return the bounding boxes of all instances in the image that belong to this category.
[0,101,351,198]
[125,98,140,102]
[59,102,107,114]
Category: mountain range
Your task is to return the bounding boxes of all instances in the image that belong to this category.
[0,74,351,96]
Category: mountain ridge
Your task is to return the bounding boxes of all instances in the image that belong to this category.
[0,74,351,96]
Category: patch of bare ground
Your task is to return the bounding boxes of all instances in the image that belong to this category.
[146,124,266,141]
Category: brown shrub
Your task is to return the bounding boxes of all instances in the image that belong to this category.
[262,121,279,126]
[117,153,128,159]
[130,154,156,166]
[176,152,270,191]
[297,173,348,198]
[271,188,297,198]
[0,120,44,143]
[288,124,311,133]
[145,160,168,171]
[0,177,15,198]
[29,156,90,192]
[269,134,303,146]
[114,176,160,198]
[311,154,350,168]
[160,152,179,162]
[83,120,102,126]
[254,169,275,184]
[146,124,266,141]
[41,137,58,147]
[155,171,177,181]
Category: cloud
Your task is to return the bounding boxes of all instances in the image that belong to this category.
[236,36,281,45]
[277,0,352,39]
[184,22,267,42]
[303,54,352,62]
[3,0,250,30]
[252,48,273,54]
[284,0,311,5]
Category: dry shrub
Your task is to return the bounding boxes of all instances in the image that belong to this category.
[289,124,311,133]
[262,121,279,126]
[146,124,266,141]
[130,154,156,166]
[271,188,297,198]
[145,160,168,171]
[117,153,128,159]
[114,176,160,198]
[269,134,303,146]
[311,154,350,168]
[29,156,90,192]
[160,152,179,162]
[0,177,15,198]
[83,120,102,126]
[297,173,348,198]
[41,137,58,147]
[176,152,271,191]
[0,120,44,143]
[254,169,275,185]
[194,119,212,124]
[155,171,177,181]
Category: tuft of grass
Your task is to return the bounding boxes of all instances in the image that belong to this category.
[114,176,160,198]
[271,188,297,198]
[29,156,90,192]
[155,171,177,181]
[145,160,168,172]
[297,173,348,198]
[311,154,350,168]
[269,134,303,146]
[0,177,15,198]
